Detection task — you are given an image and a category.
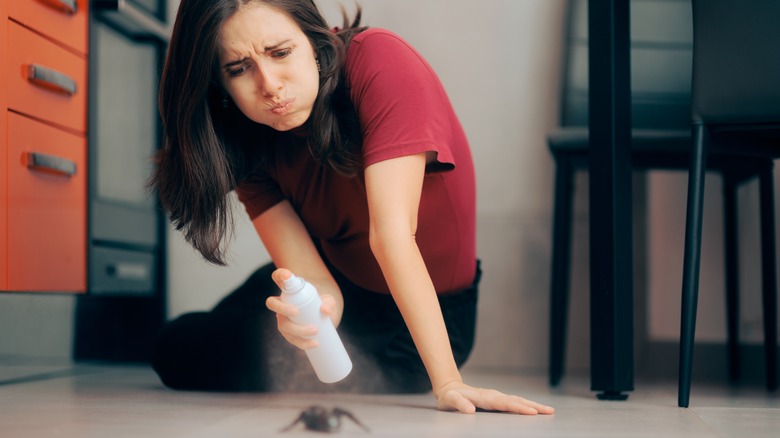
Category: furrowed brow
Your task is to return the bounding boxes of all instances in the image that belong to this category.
[223,58,248,69]
[264,39,292,51]
[221,39,293,70]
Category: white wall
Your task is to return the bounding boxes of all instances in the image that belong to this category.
[166,0,570,372]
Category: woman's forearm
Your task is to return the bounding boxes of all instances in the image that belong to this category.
[370,231,462,394]
[254,201,344,327]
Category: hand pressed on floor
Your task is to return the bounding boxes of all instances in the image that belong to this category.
[435,380,555,415]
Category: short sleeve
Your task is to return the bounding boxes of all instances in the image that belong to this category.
[345,29,456,171]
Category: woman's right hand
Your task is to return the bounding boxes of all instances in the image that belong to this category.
[265,268,337,350]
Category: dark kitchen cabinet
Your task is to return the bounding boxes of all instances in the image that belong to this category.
[74,0,170,361]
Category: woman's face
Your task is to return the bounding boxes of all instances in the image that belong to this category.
[218,2,320,132]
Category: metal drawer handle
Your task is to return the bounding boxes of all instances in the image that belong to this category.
[26,64,77,96]
[25,152,77,177]
[106,263,150,281]
[39,0,78,15]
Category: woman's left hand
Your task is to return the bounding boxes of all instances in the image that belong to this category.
[435,381,555,415]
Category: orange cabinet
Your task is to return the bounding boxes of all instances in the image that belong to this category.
[2,0,88,292]
[1,1,8,289]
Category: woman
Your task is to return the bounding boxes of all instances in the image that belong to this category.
[150,0,554,415]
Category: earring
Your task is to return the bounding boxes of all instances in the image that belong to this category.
[316,59,321,72]
[222,94,229,108]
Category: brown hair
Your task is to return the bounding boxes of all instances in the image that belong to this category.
[150,0,365,265]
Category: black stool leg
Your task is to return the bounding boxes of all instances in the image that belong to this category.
[679,124,709,408]
[722,172,740,383]
[759,162,778,392]
[550,155,575,386]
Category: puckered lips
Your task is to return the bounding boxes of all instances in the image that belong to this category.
[270,97,295,116]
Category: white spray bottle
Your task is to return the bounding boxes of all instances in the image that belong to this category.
[280,274,352,383]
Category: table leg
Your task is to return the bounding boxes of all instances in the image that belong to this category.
[587,0,634,400]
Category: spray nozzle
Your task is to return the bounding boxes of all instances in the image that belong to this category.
[282,273,305,292]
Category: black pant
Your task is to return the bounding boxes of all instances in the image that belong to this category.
[151,261,481,393]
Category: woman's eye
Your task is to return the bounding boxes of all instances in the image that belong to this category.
[228,65,247,77]
[272,48,292,59]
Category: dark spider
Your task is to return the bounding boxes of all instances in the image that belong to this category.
[280,405,370,433]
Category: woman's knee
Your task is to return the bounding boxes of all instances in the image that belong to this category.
[150,311,268,391]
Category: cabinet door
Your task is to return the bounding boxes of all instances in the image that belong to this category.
[7,112,86,292]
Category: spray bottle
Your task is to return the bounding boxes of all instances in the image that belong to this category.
[280,274,352,383]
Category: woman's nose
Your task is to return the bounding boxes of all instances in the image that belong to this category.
[255,63,282,96]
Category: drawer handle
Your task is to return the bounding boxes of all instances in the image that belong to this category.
[26,64,77,96]
[39,0,79,15]
[25,152,77,177]
[106,263,150,281]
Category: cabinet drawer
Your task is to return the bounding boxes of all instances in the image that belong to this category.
[90,247,157,296]
[8,0,88,55]
[7,21,87,134]
[7,112,86,292]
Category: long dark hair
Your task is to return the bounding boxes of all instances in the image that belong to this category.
[150,0,365,265]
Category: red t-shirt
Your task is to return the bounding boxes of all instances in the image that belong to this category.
[236,28,476,294]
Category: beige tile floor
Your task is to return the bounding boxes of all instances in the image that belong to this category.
[0,362,778,438]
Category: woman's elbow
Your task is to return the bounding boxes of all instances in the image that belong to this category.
[368,225,385,258]
[368,224,416,260]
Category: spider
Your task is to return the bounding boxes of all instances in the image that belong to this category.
[280,405,370,433]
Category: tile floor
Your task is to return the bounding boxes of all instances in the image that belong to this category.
[0,362,778,437]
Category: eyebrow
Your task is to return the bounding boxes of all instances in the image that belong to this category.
[222,39,293,69]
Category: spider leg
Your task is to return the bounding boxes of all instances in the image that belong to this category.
[333,408,370,432]
[279,414,305,433]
